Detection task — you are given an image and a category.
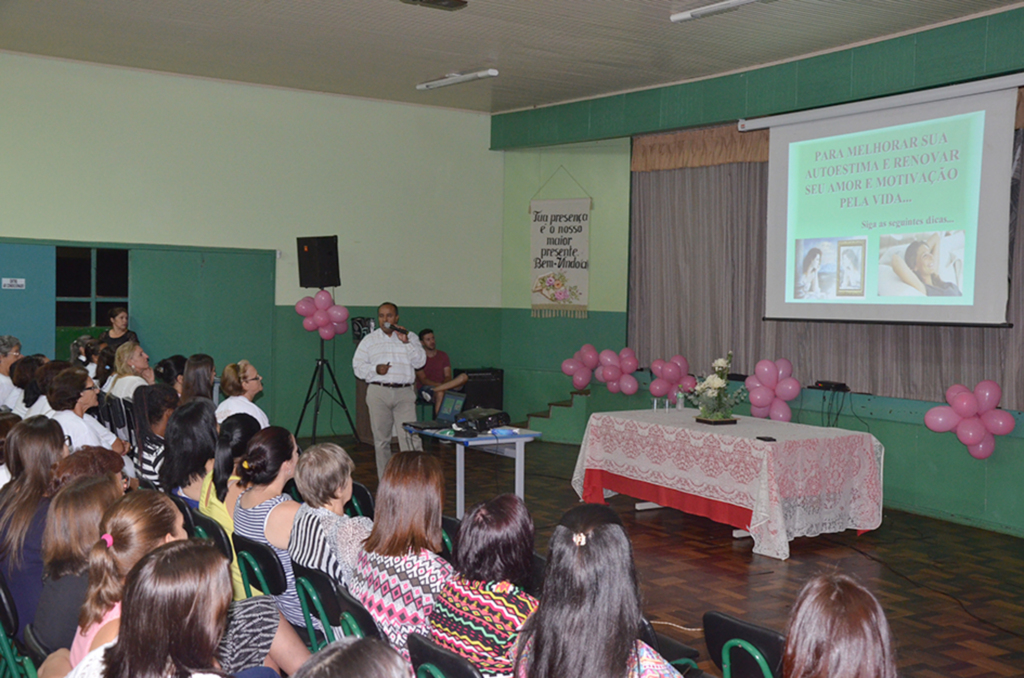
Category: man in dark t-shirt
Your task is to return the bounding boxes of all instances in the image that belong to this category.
[415,329,468,414]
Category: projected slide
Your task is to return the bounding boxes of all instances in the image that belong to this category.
[784,112,983,305]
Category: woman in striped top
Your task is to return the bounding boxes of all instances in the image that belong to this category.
[429,494,538,677]
[230,426,304,627]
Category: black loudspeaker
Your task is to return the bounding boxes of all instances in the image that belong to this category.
[454,368,503,410]
[297,236,340,289]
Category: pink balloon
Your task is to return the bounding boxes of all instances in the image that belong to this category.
[572,368,592,390]
[318,325,336,340]
[619,374,639,395]
[620,356,639,374]
[749,386,775,409]
[594,366,607,383]
[968,433,996,460]
[669,355,689,375]
[775,358,793,381]
[661,362,681,384]
[679,375,698,392]
[667,389,678,404]
[314,290,333,310]
[745,376,763,392]
[981,409,1016,436]
[951,391,979,419]
[956,416,986,446]
[599,350,620,367]
[295,297,316,317]
[562,359,582,376]
[619,348,636,360]
[574,351,583,363]
[945,384,970,406]
[924,406,961,433]
[607,379,621,394]
[651,359,666,378]
[755,360,779,389]
[581,344,597,355]
[313,310,331,328]
[603,365,622,382]
[333,321,349,335]
[974,380,1002,414]
[775,377,801,402]
[769,398,792,422]
[649,378,671,397]
[750,405,771,418]
[581,348,599,370]
[302,316,319,332]
[327,305,349,323]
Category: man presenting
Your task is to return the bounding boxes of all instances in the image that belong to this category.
[415,328,469,414]
[352,302,426,478]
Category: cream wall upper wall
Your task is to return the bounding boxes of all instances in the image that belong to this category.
[502,138,632,312]
[0,52,504,307]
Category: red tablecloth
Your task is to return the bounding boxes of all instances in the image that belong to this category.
[572,411,884,560]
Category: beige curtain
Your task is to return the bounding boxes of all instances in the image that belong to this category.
[628,130,1024,409]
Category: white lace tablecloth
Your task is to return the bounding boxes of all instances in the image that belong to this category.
[571,411,884,560]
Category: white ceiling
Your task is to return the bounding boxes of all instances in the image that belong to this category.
[0,0,1020,114]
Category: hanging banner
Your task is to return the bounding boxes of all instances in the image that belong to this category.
[530,197,591,318]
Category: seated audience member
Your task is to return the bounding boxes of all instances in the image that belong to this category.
[48,368,128,455]
[229,427,305,627]
[34,475,123,652]
[5,355,45,416]
[783,573,898,678]
[46,447,125,498]
[65,489,309,675]
[350,451,453,659]
[131,384,179,489]
[69,336,92,370]
[96,307,139,353]
[158,398,217,509]
[24,361,72,419]
[292,637,408,678]
[152,354,187,395]
[106,342,154,399]
[430,494,538,677]
[0,412,22,489]
[415,329,468,414]
[289,443,373,588]
[199,413,261,600]
[514,504,680,678]
[217,360,270,428]
[0,416,67,641]
[92,347,116,396]
[0,336,22,406]
[180,354,216,405]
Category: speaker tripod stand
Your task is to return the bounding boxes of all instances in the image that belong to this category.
[295,339,359,444]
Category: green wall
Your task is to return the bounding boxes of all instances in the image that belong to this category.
[491,7,1024,149]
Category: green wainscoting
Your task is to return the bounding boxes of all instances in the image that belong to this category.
[491,8,1024,149]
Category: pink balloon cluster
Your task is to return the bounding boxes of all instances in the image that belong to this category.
[745,358,800,422]
[561,345,641,395]
[649,355,697,404]
[295,290,350,341]
[924,380,1015,460]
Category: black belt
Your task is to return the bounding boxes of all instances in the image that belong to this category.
[370,382,413,388]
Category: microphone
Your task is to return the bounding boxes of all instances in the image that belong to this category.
[383,322,409,335]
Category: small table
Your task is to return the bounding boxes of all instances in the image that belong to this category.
[404,427,542,518]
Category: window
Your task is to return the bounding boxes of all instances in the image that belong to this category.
[56,247,129,326]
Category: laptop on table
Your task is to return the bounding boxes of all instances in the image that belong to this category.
[405,390,467,431]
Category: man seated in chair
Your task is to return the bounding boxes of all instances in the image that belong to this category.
[415,329,468,414]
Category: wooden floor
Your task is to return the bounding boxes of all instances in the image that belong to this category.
[302,433,1024,678]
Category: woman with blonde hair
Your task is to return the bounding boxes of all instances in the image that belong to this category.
[106,342,154,399]
[216,361,269,428]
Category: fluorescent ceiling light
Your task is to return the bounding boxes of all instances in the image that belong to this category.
[416,68,499,91]
[671,0,758,22]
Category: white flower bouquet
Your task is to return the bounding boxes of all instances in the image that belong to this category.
[682,351,747,421]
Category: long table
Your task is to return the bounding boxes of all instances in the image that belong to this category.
[572,411,883,560]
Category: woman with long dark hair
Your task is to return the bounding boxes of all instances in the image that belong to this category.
[349,451,453,660]
[152,355,187,395]
[131,384,179,489]
[514,504,679,678]
[0,416,67,640]
[430,494,537,677]
[158,399,217,508]
[180,354,216,405]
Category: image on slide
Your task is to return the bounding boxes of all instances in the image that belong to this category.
[837,239,866,297]
[794,238,838,300]
[877,231,964,297]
